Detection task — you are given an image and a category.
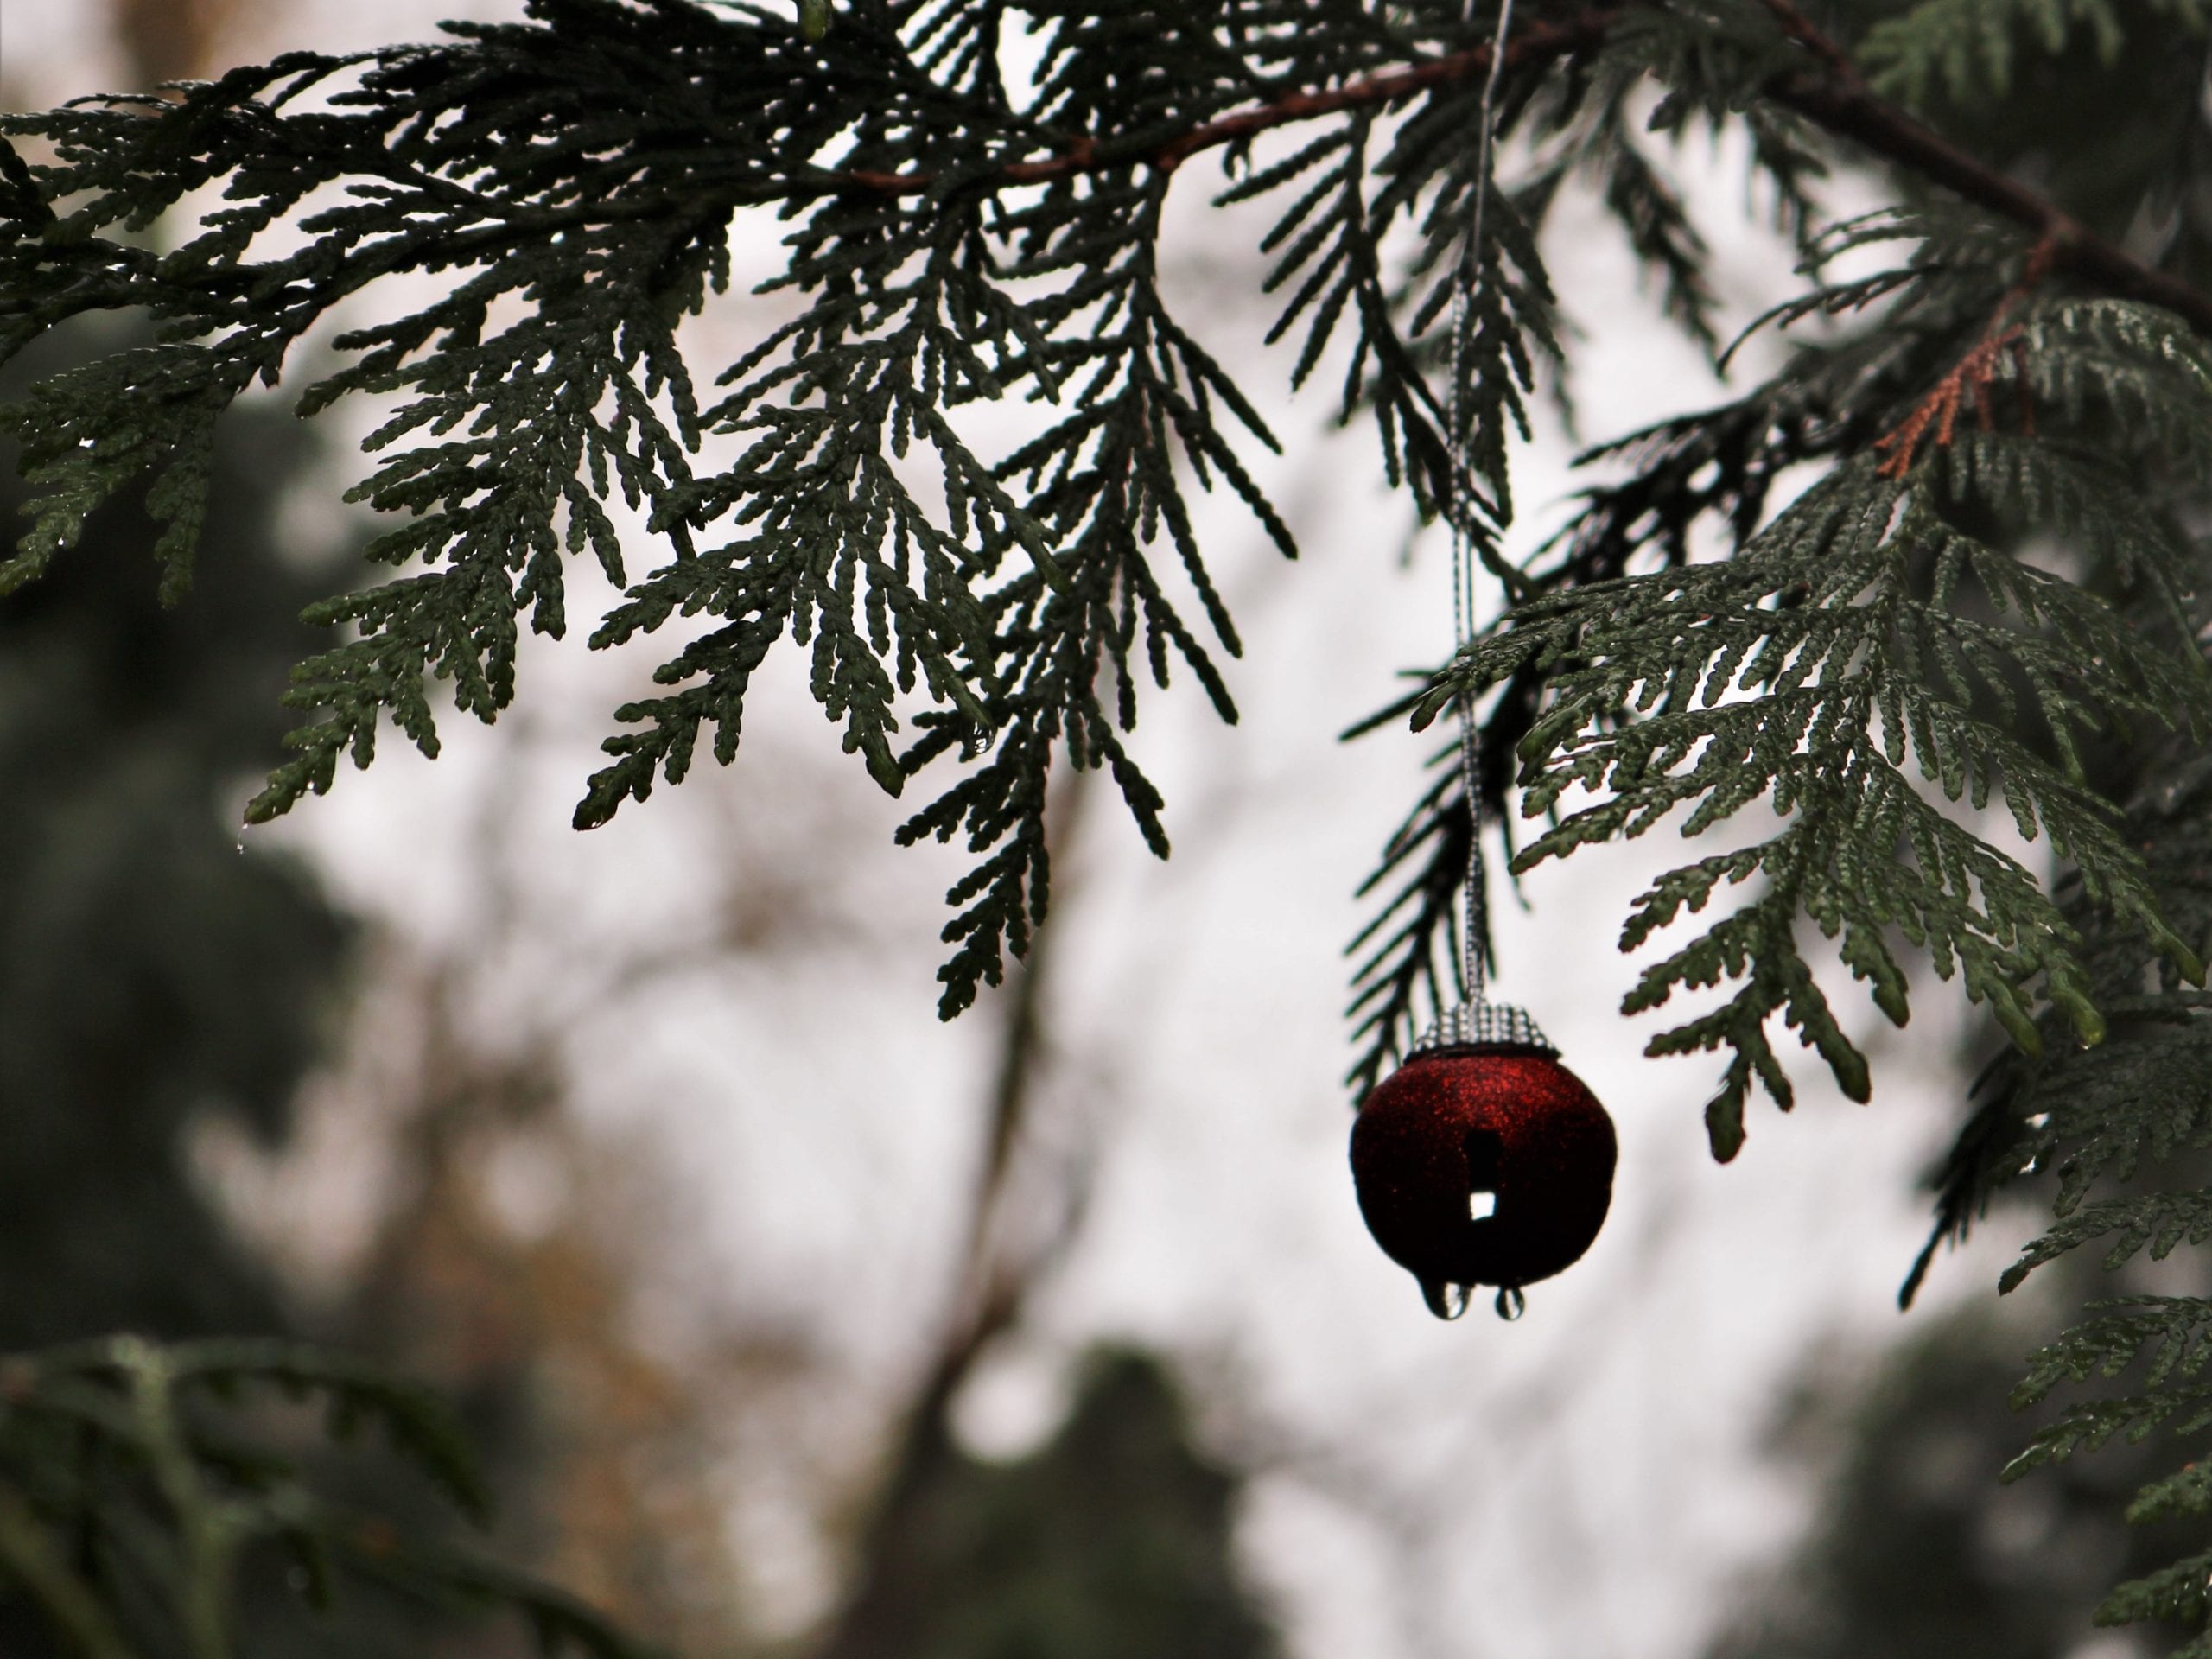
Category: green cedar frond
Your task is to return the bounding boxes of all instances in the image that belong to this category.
[1908,699,2212,1292]
[2002,1188,2212,1293]
[1579,100,1723,359]
[1343,361,1867,1097]
[0,0,1652,1014]
[1860,0,2212,109]
[0,0,1420,1009]
[1352,294,2212,1168]
[1719,211,1943,370]
[2007,1296,2212,1460]
[14,3,2212,1645]
[0,0,1905,1020]
[0,1336,656,1657]
[1447,445,2207,1152]
[23,1,2212,1648]
[1880,628,2212,1643]
[2094,1552,2212,1657]
[1344,736,1471,1101]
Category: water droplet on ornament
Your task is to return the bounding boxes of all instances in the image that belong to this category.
[1421,1279,1473,1321]
[1494,1287,1527,1322]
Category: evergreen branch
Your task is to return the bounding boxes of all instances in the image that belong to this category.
[1872,237,2056,475]
[1755,8,2212,334]
[1910,696,2212,1300]
[2007,1295,2212,1460]
[1859,0,2212,108]
[0,1336,656,1658]
[1910,586,2212,1652]
[1897,1063,2029,1308]
[344,0,2212,348]
[1344,747,1468,1099]
[8,0,2212,1023]
[1344,369,1861,1091]
[2002,1189,2212,1294]
[821,0,2212,346]
[834,8,1630,194]
[12,5,2212,1653]
[1364,294,2212,1155]
[2095,1550,2212,1655]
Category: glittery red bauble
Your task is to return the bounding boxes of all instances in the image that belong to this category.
[1351,1044,1617,1308]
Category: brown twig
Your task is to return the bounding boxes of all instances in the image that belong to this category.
[836,7,1625,194]
[1750,12,2212,334]
[810,772,1094,1659]
[815,3,2212,340]
[1755,0,1864,86]
[1874,238,2057,476]
[1872,320,2026,476]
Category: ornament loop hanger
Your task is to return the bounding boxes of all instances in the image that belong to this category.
[1421,0,1550,1060]
[1355,51,1621,1324]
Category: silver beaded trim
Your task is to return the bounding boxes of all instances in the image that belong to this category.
[1413,1000,1555,1054]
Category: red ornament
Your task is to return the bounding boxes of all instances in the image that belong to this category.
[1351,1042,1617,1319]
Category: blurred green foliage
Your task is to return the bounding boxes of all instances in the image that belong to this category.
[0,330,348,1352]
[828,1350,1281,1659]
[0,338,648,1659]
[1707,1249,2209,1659]
[0,324,1278,1658]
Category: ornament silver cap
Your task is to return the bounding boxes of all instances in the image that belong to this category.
[1413,1000,1554,1054]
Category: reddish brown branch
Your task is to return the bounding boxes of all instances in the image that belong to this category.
[1757,35,2212,334]
[1873,317,2026,475]
[1755,0,1864,86]
[836,7,1627,194]
[1148,10,1617,173]
[1875,238,2057,475]
[821,3,2212,341]
[1738,3,2212,335]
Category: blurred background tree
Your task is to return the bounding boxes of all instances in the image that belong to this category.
[0,341,342,1356]
[816,1349,1281,1659]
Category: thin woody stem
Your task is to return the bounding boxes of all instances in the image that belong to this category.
[1875,238,2059,475]
[835,7,1624,192]
[816,3,2212,337]
[1746,9,2212,331]
[1754,0,1864,85]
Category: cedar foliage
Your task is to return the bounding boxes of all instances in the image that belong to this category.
[8,0,2212,1650]
[0,331,652,1656]
[0,1338,646,1659]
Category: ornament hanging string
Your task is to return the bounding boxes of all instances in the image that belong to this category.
[1353,22,1624,1325]
[1446,0,1516,1010]
[1354,46,1623,1327]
